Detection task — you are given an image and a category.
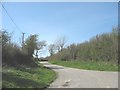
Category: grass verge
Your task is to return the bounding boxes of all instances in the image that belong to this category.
[2,65,56,89]
[50,60,118,71]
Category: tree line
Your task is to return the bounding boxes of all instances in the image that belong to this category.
[2,31,46,67]
[1,27,119,66]
[1,30,67,67]
[48,27,119,65]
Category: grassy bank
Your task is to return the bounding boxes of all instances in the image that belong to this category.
[50,60,118,71]
[2,66,56,89]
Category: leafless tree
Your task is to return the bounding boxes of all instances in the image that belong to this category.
[48,44,56,56]
[67,44,78,60]
[55,36,67,52]
[35,40,46,59]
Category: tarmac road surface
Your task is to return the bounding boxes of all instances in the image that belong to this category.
[40,61,118,88]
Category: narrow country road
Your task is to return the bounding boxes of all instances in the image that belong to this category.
[40,61,118,88]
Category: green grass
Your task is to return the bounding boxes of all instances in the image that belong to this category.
[2,66,56,89]
[50,60,118,71]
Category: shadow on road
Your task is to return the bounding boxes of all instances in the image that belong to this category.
[44,66,64,69]
[40,61,64,69]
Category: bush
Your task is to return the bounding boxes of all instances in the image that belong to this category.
[2,31,38,67]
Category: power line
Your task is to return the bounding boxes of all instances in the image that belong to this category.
[0,2,22,33]
[0,2,26,47]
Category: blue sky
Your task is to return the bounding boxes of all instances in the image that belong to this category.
[2,2,118,57]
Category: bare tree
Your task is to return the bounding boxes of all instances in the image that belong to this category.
[35,40,46,59]
[55,36,67,52]
[68,44,78,60]
[48,44,56,56]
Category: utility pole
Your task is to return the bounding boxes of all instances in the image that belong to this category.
[22,32,25,48]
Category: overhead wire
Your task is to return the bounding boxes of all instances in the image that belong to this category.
[0,2,26,46]
[0,2,22,33]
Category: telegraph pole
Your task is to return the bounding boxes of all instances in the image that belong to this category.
[22,32,25,48]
